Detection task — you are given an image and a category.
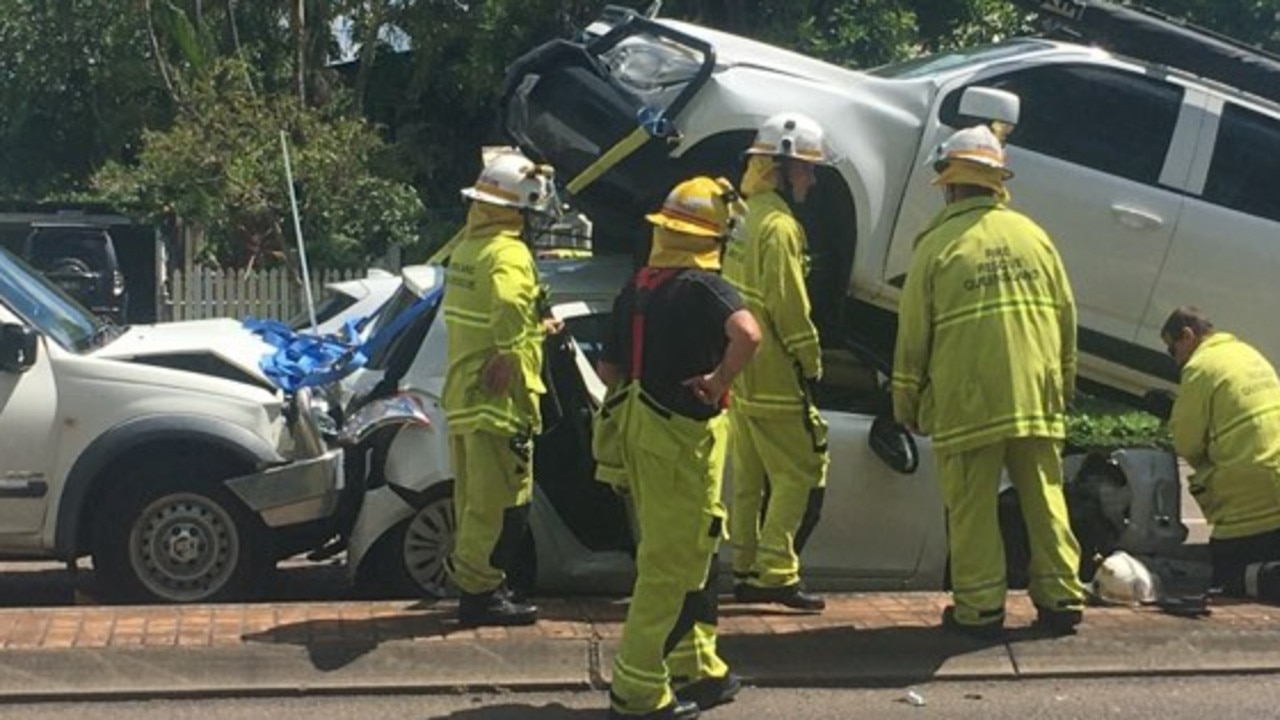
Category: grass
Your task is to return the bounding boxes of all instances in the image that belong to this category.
[1067,394,1171,451]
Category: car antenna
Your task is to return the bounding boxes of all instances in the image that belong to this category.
[280,130,319,335]
[643,1,662,19]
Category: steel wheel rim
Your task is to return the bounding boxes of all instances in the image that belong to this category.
[130,492,239,602]
[403,496,457,598]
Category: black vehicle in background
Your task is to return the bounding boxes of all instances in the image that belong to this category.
[21,223,128,323]
[0,205,169,325]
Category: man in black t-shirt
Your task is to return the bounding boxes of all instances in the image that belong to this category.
[596,177,760,720]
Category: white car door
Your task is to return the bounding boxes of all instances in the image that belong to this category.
[1146,93,1280,372]
[0,305,58,535]
[557,300,949,588]
[888,61,1194,394]
[802,409,948,588]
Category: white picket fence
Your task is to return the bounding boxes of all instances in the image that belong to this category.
[168,267,370,323]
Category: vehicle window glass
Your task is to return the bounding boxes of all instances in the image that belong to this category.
[27,230,111,271]
[289,289,357,331]
[869,40,1051,79]
[564,313,612,369]
[940,64,1183,185]
[0,248,101,352]
[1202,103,1280,222]
[364,285,418,340]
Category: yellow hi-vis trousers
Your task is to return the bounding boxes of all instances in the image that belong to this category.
[939,437,1085,626]
[610,398,730,716]
[447,430,533,595]
[729,409,828,588]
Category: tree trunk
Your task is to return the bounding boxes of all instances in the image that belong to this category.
[291,0,306,104]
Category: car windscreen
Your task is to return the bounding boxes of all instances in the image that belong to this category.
[0,247,104,353]
[289,288,358,331]
[867,40,1051,79]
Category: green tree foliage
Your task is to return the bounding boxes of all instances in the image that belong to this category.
[4,0,1279,267]
[0,3,169,197]
[91,58,425,270]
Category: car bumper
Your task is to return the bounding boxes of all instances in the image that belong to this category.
[224,448,346,528]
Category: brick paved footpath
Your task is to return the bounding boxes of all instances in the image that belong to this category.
[0,592,1274,650]
[0,592,1275,700]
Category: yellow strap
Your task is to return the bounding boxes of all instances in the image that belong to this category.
[566,126,652,196]
[426,226,467,265]
[434,125,654,264]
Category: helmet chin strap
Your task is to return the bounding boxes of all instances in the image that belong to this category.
[778,157,797,206]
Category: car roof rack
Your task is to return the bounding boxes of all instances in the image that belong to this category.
[1024,0,1280,106]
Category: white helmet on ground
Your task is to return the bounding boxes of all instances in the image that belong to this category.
[746,112,833,165]
[461,149,556,212]
[1089,550,1162,605]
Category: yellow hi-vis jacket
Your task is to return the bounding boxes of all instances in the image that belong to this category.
[1171,332,1280,540]
[892,196,1077,455]
[441,228,545,437]
[722,190,822,417]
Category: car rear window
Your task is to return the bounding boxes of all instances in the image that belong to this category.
[1202,103,1280,222]
[26,230,111,272]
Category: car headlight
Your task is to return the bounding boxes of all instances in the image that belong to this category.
[288,387,328,459]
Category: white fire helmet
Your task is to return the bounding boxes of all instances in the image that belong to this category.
[928,125,1014,179]
[745,112,833,165]
[461,149,556,212]
[1089,550,1162,605]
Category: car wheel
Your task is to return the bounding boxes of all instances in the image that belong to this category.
[359,484,457,599]
[93,471,268,604]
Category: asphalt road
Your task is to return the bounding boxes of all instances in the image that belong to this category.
[0,676,1275,719]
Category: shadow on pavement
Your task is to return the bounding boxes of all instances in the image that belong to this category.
[241,599,448,670]
[720,623,1011,687]
[428,703,602,719]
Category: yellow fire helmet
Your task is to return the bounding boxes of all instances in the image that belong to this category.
[646,176,744,239]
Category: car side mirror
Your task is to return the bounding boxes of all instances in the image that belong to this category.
[959,86,1020,127]
[869,415,919,475]
[0,323,38,374]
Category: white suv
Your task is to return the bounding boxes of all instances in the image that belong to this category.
[503,7,1280,404]
[0,248,346,603]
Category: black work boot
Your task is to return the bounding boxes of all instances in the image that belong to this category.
[607,699,700,719]
[733,582,826,611]
[676,672,743,710]
[1031,604,1083,636]
[940,605,1004,640]
[457,589,537,628]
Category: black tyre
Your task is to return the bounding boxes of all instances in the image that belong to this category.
[355,482,539,600]
[92,467,269,604]
[358,484,457,599]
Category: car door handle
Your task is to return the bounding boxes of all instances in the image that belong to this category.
[1110,204,1165,231]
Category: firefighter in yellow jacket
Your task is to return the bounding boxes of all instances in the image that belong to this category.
[1163,306,1280,602]
[442,150,559,627]
[892,125,1086,637]
[597,177,761,719]
[722,112,830,611]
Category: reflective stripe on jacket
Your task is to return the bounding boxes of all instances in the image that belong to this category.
[1171,333,1280,539]
[722,190,822,417]
[892,195,1077,454]
[441,228,545,436]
